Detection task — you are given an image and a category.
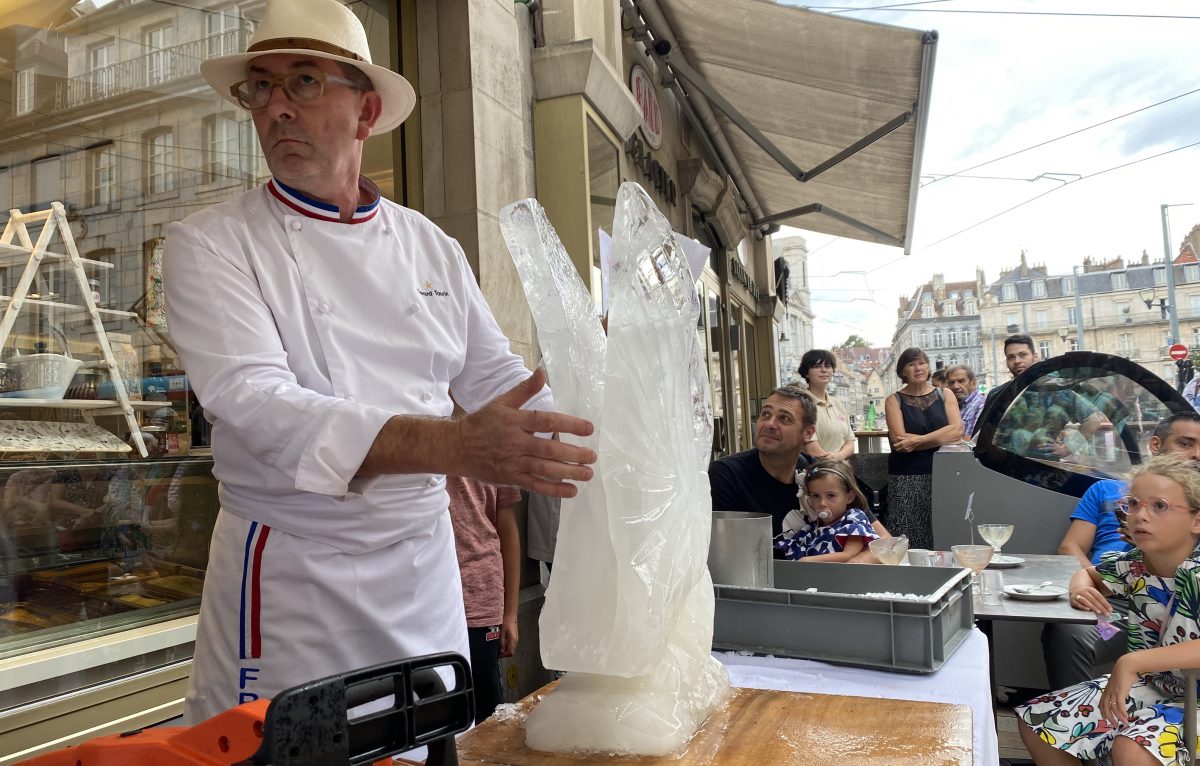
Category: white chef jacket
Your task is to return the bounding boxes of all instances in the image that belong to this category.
[164,178,552,554]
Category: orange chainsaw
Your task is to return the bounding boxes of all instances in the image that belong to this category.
[21,652,473,766]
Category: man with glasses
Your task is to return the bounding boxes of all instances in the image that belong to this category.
[708,386,889,559]
[165,0,595,723]
[1042,411,1200,689]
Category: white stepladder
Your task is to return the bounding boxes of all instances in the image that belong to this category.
[0,202,148,457]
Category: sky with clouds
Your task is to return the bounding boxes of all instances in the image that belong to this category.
[776,0,1200,349]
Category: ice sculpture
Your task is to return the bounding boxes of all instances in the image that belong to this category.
[500,183,730,756]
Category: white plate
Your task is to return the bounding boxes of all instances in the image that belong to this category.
[1004,584,1066,602]
[987,555,1025,569]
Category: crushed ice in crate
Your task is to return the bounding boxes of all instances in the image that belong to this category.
[501,184,729,757]
[861,591,935,601]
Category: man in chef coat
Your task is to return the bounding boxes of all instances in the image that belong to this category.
[164,0,595,723]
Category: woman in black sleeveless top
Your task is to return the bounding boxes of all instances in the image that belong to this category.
[884,347,963,549]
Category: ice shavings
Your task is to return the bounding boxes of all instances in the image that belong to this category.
[860,591,936,601]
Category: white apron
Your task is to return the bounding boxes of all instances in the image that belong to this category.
[183,508,468,724]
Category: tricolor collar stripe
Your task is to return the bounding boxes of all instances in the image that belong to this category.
[268,178,379,224]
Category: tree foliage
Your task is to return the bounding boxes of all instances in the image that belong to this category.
[837,334,871,349]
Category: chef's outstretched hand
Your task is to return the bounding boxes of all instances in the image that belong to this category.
[456,368,596,498]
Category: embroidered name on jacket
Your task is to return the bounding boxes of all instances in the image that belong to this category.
[418,279,449,297]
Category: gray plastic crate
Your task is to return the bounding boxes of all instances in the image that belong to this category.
[713,560,974,674]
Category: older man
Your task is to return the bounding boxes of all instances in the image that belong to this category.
[165,0,595,722]
[708,385,888,551]
[945,364,985,436]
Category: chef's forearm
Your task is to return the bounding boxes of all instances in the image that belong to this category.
[356,415,460,477]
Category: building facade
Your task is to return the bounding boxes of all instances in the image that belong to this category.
[891,272,986,385]
[979,250,1200,388]
[774,234,815,384]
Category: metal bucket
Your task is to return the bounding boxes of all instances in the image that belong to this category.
[708,511,774,588]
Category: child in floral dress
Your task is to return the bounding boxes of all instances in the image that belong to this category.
[775,458,878,562]
[1017,455,1200,765]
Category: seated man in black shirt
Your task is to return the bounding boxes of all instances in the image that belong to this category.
[708,385,888,559]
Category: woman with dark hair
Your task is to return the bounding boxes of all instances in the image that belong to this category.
[797,349,855,461]
[884,347,963,548]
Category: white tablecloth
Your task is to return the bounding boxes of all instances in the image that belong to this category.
[716,627,998,765]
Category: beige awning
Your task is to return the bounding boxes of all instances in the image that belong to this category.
[630,0,936,252]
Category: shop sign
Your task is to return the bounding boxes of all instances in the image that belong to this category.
[729,255,761,301]
[625,134,677,206]
[630,64,663,149]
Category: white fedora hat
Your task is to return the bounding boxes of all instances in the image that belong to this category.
[199,0,415,135]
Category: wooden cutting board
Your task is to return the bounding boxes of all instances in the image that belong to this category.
[457,684,973,765]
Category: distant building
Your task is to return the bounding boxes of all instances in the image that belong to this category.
[774,235,815,383]
[979,249,1200,387]
[890,272,986,385]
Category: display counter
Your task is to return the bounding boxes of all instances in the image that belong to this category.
[0,454,218,762]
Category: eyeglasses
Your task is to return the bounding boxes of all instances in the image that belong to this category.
[1117,495,1197,516]
[230,70,364,110]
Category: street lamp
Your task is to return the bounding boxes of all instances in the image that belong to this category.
[1139,287,1169,319]
[1058,326,1069,345]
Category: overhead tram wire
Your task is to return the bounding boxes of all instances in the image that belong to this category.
[918,138,1200,251]
[923,87,1200,187]
[807,137,1200,279]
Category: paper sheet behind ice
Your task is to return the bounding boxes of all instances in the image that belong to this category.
[500,184,729,756]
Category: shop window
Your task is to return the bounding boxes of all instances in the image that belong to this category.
[88,144,116,208]
[15,67,34,115]
[144,24,176,86]
[144,130,174,195]
[0,0,408,717]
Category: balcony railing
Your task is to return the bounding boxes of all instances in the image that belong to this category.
[54,30,250,111]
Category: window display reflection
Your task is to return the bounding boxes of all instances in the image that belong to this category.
[0,454,217,650]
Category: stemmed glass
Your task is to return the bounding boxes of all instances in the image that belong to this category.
[977,524,1014,556]
[952,544,995,598]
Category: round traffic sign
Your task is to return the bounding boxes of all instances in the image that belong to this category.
[1170,343,1189,360]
